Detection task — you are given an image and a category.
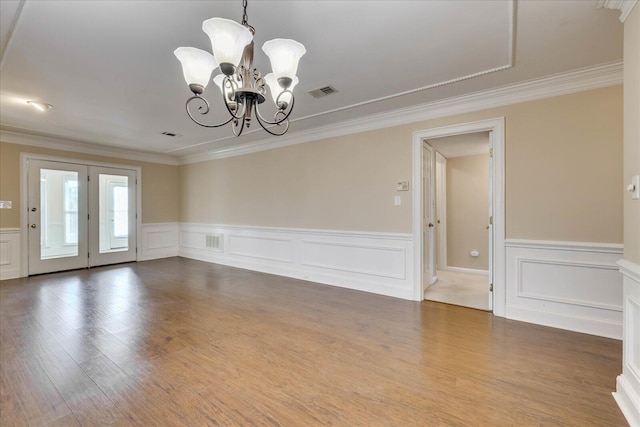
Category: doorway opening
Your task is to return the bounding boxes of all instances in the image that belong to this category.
[424,132,491,310]
[411,118,505,317]
[21,154,141,276]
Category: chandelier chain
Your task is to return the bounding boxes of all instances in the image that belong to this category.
[242,0,249,26]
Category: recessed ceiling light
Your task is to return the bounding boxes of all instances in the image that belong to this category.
[26,101,53,111]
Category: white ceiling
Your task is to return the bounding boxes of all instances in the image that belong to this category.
[428,132,490,158]
[0,1,624,161]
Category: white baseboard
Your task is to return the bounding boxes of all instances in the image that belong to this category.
[444,266,489,275]
[178,223,415,300]
[140,222,179,261]
[614,259,640,426]
[0,228,21,280]
[505,239,623,339]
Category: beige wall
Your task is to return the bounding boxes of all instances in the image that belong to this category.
[0,141,179,228]
[446,154,489,270]
[180,85,623,243]
[179,126,412,232]
[624,6,640,263]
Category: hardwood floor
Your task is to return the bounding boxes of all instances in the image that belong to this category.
[0,257,626,426]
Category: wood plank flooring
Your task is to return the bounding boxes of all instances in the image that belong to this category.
[0,257,627,426]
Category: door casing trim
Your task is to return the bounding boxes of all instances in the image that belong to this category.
[411,118,505,317]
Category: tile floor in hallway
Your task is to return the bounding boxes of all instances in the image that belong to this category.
[424,269,491,310]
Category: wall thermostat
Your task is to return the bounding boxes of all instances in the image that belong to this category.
[396,181,409,191]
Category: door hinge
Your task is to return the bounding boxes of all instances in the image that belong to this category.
[489,148,494,158]
[87,175,90,181]
[88,213,90,220]
[489,216,493,225]
[489,283,494,292]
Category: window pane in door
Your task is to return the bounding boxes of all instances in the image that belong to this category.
[98,174,129,253]
[112,186,128,238]
[40,169,79,259]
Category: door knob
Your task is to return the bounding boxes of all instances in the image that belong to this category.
[30,224,37,228]
[428,223,434,228]
[30,207,37,212]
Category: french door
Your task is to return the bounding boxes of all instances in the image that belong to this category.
[88,166,137,267]
[27,159,137,275]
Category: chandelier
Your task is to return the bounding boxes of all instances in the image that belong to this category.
[174,0,306,136]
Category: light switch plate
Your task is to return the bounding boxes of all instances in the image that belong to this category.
[394,196,401,206]
[0,201,12,209]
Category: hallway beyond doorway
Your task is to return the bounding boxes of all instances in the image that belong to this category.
[424,269,490,311]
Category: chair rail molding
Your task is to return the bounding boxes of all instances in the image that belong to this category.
[140,223,180,261]
[505,239,624,339]
[178,223,414,300]
[0,228,21,280]
[613,258,640,426]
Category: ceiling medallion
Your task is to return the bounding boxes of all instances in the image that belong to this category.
[174,0,306,136]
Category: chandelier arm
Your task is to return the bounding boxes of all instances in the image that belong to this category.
[222,76,246,121]
[254,91,295,126]
[186,96,235,128]
[232,116,246,137]
[254,108,290,136]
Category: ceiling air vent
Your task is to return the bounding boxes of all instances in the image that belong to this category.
[161,131,181,137]
[308,85,338,99]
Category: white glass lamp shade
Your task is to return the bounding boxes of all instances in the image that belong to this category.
[264,73,298,107]
[262,39,306,87]
[202,18,253,73]
[174,47,217,91]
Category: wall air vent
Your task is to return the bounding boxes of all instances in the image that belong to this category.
[308,85,338,99]
[205,234,223,251]
[161,131,182,137]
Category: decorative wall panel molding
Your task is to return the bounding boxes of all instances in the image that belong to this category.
[0,228,21,280]
[613,259,640,426]
[140,223,179,261]
[178,223,414,300]
[505,239,623,339]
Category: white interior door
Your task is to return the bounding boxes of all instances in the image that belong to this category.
[89,167,137,267]
[488,132,495,311]
[28,160,89,275]
[423,141,437,295]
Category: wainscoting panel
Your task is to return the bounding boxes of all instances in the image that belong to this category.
[140,223,179,261]
[179,223,415,300]
[614,259,640,427]
[505,239,623,339]
[0,228,21,280]
[228,234,294,263]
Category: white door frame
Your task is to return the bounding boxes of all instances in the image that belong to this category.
[412,118,505,318]
[20,152,142,277]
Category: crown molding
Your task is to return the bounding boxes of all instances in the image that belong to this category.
[1,61,623,167]
[168,0,516,157]
[0,129,179,165]
[177,61,623,165]
[597,0,638,22]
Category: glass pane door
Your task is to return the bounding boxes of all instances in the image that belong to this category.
[28,160,89,275]
[89,167,137,267]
